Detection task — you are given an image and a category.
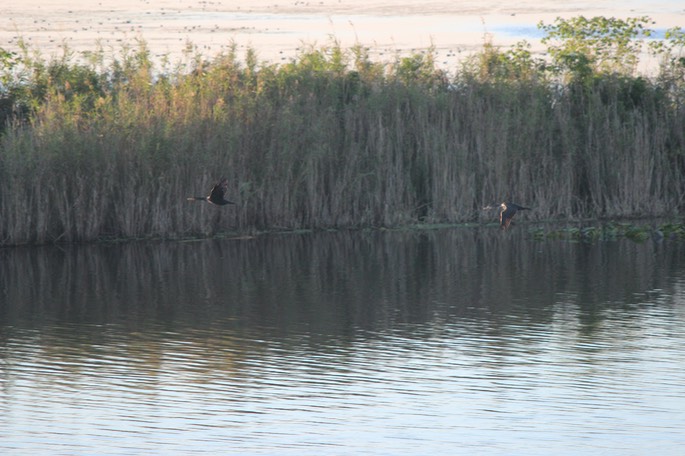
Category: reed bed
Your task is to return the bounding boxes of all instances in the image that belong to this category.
[1,38,684,245]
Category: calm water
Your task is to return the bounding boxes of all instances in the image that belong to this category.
[1,228,684,455]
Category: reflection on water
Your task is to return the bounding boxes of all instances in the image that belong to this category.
[1,228,685,454]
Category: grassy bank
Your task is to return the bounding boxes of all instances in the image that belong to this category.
[1,19,685,245]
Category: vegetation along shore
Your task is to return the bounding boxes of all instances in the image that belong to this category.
[1,16,684,246]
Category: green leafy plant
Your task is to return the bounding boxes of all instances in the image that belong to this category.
[539,16,654,81]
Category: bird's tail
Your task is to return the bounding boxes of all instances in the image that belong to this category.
[187,197,206,201]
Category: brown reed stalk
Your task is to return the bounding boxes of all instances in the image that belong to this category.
[0,40,684,245]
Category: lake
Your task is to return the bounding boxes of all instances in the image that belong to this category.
[1,227,685,454]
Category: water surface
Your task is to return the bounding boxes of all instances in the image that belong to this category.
[1,228,684,454]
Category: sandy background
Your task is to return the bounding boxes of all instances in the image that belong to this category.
[1,1,683,69]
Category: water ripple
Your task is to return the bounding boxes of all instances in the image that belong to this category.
[2,233,685,454]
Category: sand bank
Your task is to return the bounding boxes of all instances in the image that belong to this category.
[1,0,683,69]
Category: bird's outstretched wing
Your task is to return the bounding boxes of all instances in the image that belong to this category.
[208,178,235,205]
[209,179,227,200]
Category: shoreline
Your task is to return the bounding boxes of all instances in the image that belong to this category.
[3,218,683,248]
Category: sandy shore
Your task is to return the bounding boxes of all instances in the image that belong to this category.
[1,0,683,69]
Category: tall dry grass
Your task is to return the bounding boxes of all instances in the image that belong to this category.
[0,41,684,245]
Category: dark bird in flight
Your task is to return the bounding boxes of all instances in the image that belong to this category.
[187,178,235,205]
[498,202,530,230]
